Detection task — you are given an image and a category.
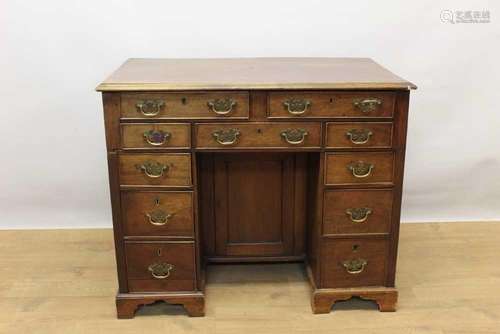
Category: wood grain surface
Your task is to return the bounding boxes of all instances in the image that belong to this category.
[96,58,416,91]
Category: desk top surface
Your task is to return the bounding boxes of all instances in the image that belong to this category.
[96,58,416,92]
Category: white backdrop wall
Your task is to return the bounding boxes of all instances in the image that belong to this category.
[1,0,499,229]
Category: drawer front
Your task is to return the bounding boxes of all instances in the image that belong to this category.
[195,122,321,149]
[268,91,395,118]
[119,153,192,187]
[325,152,394,186]
[121,191,194,237]
[326,122,392,149]
[125,242,195,292]
[321,238,388,288]
[121,92,249,119]
[121,123,190,149]
[323,190,393,235]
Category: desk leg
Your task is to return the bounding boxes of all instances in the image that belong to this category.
[311,287,398,313]
[116,292,205,318]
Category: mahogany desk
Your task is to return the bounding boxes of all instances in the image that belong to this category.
[96,58,416,317]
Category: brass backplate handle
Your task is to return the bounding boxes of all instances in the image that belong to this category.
[207,98,237,115]
[346,207,373,223]
[148,262,174,279]
[143,130,171,146]
[136,100,165,117]
[281,128,309,145]
[283,98,311,115]
[347,161,374,178]
[342,258,368,274]
[136,161,169,178]
[353,98,382,113]
[146,209,173,226]
[212,128,241,145]
[346,129,373,144]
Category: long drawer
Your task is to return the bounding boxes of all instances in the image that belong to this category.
[125,241,196,292]
[121,123,191,149]
[121,191,194,237]
[323,189,393,235]
[121,92,249,119]
[325,152,394,186]
[268,91,395,118]
[195,122,321,149]
[119,153,192,187]
[321,238,388,288]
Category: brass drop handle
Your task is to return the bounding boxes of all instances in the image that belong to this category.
[346,129,373,145]
[207,98,237,115]
[146,209,173,226]
[148,262,174,279]
[283,98,311,115]
[353,98,382,113]
[136,100,165,117]
[136,161,169,178]
[347,161,374,178]
[143,130,171,146]
[281,128,309,145]
[342,259,368,275]
[212,128,240,146]
[346,207,372,223]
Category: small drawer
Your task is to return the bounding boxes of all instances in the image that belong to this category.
[121,191,194,237]
[125,241,196,292]
[321,238,388,288]
[121,123,191,149]
[323,189,393,235]
[119,153,192,187]
[195,122,321,149]
[121,92,249,119]
[325,152,394,186]
[326,122,392,149]
[268,91,395,118]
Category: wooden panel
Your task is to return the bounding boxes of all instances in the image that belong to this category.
[119,153,192,187]
[323,189,393,235]
[102,93,121,151]
[195,122,321,149]
[106,152,128,292]
[268,91,395,118]
[386,90,410,286]
[121,123,190,149]
[125,241,195,292]
[121,191,194,237]
[120,92,249,119]
[321,238,388,288]
[96,58,417,91]
[326,122,393,149]
[213,153,298,257]
[305,152,324,286]
[325,152,394,186]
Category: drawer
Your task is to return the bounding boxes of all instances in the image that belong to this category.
[121,123,191,149]
[121,191,194,237]
[321,238,388,288]
[268,91,395,118]
[323,189,393,235]
[326,122,392,149]
[195,122,321,149]
[125,241,196,292]
[121,92,249,119]
[325,152,394,186]
[119,153,192,187]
